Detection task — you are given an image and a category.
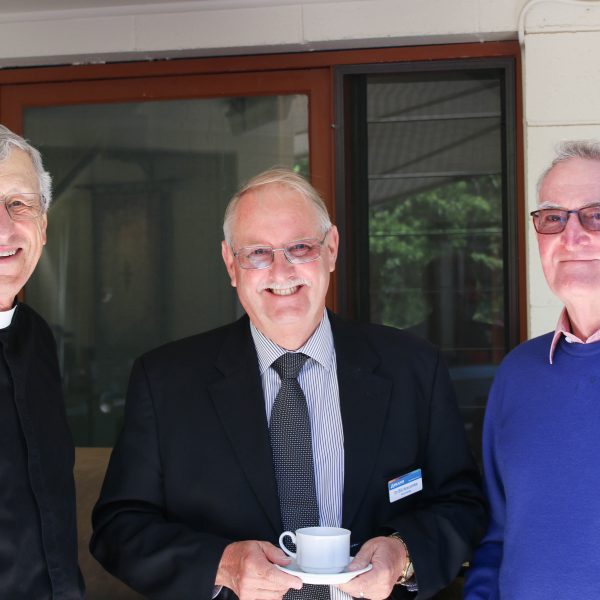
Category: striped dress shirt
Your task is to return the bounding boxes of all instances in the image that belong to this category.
[251,311,351,600]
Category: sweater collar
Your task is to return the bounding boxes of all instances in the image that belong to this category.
[549,307,600,364]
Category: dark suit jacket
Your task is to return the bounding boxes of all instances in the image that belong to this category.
[5,303,84,599]
[91,313,485,600]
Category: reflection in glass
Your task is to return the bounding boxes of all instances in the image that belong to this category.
[25,96,308,446]
[363,70,507,464]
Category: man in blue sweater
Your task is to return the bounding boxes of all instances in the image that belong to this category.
[464,140,600,599]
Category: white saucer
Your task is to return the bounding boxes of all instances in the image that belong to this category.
[276,560,373,585]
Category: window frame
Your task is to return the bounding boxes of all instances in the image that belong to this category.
[0,41,524,340]
[334,56,522,353]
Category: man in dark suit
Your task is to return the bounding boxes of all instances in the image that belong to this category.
[0,124,84,599]
[91,168,485,600]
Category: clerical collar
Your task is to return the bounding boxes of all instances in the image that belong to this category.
[0,305,17,330]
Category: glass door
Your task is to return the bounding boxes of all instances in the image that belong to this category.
[2,69,332,445]
[338,60,519,465]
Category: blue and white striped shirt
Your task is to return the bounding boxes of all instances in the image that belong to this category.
[251,311,351,600]
[250,311,344,529]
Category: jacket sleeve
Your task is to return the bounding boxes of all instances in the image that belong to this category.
[90,358,230,600]
[385,350,488,599]
[462,372,505,599]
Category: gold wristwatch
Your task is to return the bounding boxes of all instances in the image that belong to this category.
[388,532,415,584]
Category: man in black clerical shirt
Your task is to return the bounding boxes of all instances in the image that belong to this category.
[0,124,84,599]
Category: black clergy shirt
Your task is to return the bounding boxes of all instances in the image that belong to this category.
[0,304,84,600]
[0,325,52,598]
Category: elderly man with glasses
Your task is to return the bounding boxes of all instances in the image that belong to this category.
[465,141,600,600]
[91,168,485,600]
[0,124,84,599]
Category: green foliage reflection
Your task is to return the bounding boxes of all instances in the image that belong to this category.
[369,175,504,364]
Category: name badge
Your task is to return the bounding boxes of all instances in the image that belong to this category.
[388,469,423,503]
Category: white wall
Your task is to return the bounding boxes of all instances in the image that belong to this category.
[0,0,526,67]
[522,0,600,336]
[3,0,600,339]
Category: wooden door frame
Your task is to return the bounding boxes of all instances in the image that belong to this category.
[0,40,522,332]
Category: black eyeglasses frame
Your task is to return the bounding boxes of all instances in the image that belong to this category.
[530,203,600,234]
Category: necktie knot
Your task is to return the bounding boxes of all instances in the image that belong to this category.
[272,352,308,380]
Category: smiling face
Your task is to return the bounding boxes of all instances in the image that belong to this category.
[222,183,338,350]
[0,148,47,310]
[537,157,600,305]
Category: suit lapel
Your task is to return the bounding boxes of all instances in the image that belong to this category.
[207,313,393,536]
[209,317,282,536]
[330,314,392,530]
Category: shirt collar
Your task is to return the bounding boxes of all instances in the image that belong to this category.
[549,307,600,364]
[0,305,17,329]
[250,310,335,374]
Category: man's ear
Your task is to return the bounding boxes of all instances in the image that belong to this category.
[40,212,48,245]
[326,225,339,272]
[221,240,237,287]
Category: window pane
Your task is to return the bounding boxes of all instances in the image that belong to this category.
[24,96,308,446]
[345,68,512,465]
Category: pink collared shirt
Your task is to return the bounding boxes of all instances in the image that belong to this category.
[548,307,600,364]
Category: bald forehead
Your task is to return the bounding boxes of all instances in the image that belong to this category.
[538,157,600,206]
[0,148,38,191]
[239,182,305,205]
[231,184,321,245]
[235,184,318,222]
[542,157,600,189]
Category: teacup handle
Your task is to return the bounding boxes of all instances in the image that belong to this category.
[278,531,296,559]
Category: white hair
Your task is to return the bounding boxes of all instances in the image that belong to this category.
[537,140,600,205]
[0,124,52,211]
[223,167,332,246]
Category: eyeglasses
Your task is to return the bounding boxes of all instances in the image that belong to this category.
[233,231,329,270]
[530,204,600,234]
[0,193,44,221]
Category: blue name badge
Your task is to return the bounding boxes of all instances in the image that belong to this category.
[388,469,423,503]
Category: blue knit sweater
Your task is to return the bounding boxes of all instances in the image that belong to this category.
[464,332,600,599]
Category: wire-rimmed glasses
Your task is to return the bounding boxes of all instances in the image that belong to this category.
[233,231,329,270]
[0,193,44,221]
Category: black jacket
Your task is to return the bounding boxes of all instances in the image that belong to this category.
[3,303,84,599]
[91,312,486,599]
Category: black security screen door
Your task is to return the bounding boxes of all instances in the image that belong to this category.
[337,59,519,464]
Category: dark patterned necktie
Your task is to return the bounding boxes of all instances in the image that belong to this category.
[270,353,330,600]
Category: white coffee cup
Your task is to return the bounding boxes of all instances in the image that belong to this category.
[278,526,351,574]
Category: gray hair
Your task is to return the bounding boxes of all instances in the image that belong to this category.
[223,167,332,246]
[537,140,600,204]
[0,124,52,212]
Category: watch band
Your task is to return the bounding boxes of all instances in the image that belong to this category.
[388,533,415,585]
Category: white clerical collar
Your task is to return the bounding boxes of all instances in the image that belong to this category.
[0,305,16,329]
